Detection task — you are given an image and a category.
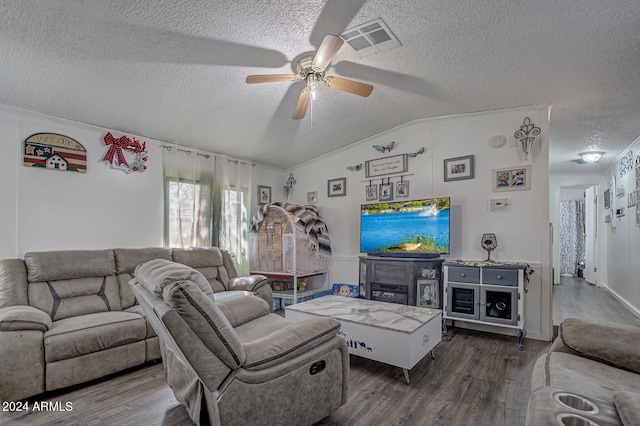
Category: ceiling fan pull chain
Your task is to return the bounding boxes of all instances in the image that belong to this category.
[310,98,314,131]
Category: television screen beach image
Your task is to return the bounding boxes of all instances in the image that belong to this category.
[360,198,450,255]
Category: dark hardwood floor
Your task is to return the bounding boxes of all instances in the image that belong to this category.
[3,281,637,426]
[1,328,549,426]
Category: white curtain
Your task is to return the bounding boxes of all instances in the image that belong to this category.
[560,199,586,275]
[163,146,215,248]
[215,156,253,275]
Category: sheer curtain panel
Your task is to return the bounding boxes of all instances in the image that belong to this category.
[215,156,252,275]
[163,147,215,248]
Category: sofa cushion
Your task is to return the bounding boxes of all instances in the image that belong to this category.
[0,259,29,308]
[44,311,146,362]
[172,247,229,292]
[614,391,640,426]
[24,250,116,282]
[163,280,245,368]
[243,318,340,370]
[560,318,640,374]
[134,259,214,300]
[114,247,173,309]
[29,276,122,321]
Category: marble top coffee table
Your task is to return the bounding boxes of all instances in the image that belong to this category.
[285,296,442,384]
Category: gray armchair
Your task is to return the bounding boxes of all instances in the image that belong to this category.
[130,259,349,426]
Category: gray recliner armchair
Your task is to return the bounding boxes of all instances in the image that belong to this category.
[130,259,349,426]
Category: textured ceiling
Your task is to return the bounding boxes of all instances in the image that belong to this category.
[1,0,639,172]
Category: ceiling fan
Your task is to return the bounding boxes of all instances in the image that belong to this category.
[245,35,374,120]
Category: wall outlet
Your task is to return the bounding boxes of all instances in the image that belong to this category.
[490,198,509,211]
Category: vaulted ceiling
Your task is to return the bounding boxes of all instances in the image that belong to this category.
[2,1,639,172]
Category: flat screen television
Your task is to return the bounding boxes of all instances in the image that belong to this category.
[360,197,450,258]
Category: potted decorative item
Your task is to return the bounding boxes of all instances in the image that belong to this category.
[481,233,498,262]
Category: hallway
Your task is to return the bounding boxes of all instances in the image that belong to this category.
[553,275,640,327]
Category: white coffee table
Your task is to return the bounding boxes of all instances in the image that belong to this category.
[285,296,442,384]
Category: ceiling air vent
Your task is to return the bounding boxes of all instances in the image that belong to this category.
[341,18,402,58]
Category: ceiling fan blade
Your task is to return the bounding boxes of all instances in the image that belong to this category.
[292,87,310,120]
[246,74,298,84]
[312,35,344,72]
[324,76,373,97]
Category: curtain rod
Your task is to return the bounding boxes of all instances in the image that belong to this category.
[160,144,255,166]
[160,144,210,159]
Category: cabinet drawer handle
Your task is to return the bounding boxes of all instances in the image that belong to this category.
[496,275,503,279]
[460,273,466,277]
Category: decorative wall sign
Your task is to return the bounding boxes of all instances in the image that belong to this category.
[444,155,474,182]
[328,177,347,197]
[102,132,148,174]
[23,133,87,173]
[372,141,396,154]
[365,154,408,178]
[492,166,531,192]
[618,150,633,177]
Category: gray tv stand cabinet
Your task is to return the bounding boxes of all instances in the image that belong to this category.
[360,256,444,308]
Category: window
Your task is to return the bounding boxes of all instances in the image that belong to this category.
[165,178,213,248]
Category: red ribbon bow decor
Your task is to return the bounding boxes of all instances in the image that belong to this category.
[102,132,131,167]
[102,132,147,172]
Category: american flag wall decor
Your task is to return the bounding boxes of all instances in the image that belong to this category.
[23,133,87,173]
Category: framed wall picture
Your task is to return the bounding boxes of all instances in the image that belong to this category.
[417,279,439,308]
[365,184,378,201]
[492,166,531,192]
[258,185,271,205]
[396,181,409,198]
[327,177,346,197]
[379,182,393,201]
[258,185,271,204]
[307,191,318,204]
[444,155,474,182]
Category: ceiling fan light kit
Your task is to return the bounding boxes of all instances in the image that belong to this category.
[246,34,374,120]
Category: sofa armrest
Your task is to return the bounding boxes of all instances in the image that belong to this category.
[228,275,268,292]
[243,317,340,370]
[558,317,640,374]
[0,305,52,332]
[216,295,271,328]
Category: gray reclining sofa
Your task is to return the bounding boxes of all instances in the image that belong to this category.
[0,246,270,402]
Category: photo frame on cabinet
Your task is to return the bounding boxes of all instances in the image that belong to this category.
[365,184,378,201]
[417,279,439,308]
[492,166,531,192]
[327,177,346,197]
[444,155,474,182]
[258,185,271,204]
